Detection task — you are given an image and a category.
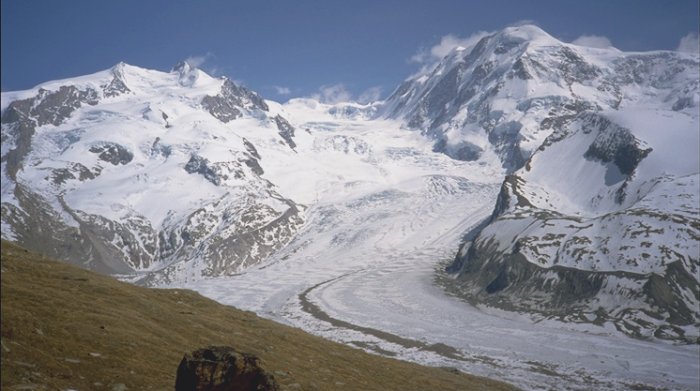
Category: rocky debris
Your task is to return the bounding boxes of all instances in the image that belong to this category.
[175,346,279,391]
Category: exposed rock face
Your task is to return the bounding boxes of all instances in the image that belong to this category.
[103,63,131,97]
[202,79,269,123]
[89,142,134,166]
[1,84,99,179]
[184,154,222,186]
[581,114,652,177]
[272,115,296,149]
[175,346,279,391]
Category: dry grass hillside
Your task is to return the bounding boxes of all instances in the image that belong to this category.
[1,240,519,391]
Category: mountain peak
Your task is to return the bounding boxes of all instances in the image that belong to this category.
[497,24,560,46]
[171,60,193,74]
[171,60,204,87]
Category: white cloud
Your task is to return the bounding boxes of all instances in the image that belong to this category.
[274,85,291,95]
[310,84,353,104]
[182,53,224,76]
[184,54,211,68]
[677,33,700,53]
[410,32,491,66]
[571,35,613,48]
[357,86,382,104]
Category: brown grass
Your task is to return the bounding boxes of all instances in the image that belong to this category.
[1,240,519,390]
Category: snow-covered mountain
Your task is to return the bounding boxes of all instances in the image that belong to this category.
[399,25,700,342]
[1,62,304,281]
[1,24,698,349]
[383,25,699,173]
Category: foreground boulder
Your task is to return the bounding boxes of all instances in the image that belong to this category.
[175,346,279,391]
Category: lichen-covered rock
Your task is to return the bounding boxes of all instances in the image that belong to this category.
[175,346,279,391]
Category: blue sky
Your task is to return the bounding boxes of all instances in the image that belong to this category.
[2,0,698,102]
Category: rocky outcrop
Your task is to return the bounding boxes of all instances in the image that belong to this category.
[103,63,131,97]
[273,115,296,149]
[581,115,652,177]
[1,84,100,179]
[184,154,222,185]
[184,153,266,186]
[202,79,269,123]
[89,142,134,166]
[175,346,279,391]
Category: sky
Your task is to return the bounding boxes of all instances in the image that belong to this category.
[2,0,699,102]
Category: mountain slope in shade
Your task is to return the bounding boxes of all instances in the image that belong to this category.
[1,62,303,280]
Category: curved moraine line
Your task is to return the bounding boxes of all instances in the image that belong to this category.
[298,272,477,363]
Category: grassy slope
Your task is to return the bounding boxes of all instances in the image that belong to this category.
[0,241,519,391]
